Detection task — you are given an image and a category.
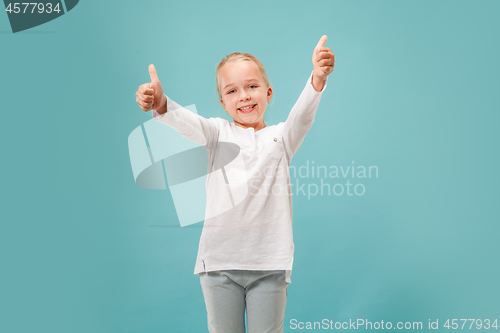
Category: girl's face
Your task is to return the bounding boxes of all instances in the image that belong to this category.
[219,60,272,130]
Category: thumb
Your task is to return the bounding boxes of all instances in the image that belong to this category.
[149,64,160,83]
[314,35,328,53]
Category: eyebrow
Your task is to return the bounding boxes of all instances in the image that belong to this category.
[223,79,259,90]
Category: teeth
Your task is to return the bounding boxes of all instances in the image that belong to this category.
[239,104,255,111]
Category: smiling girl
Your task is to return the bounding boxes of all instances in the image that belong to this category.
[136,35,335,333]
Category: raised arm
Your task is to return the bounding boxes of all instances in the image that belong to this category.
[282,35,335,160]
[152,95,219,146]
[282,72,328,160]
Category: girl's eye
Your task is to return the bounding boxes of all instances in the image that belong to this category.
[249,85,257,89]
[227,90,235,94]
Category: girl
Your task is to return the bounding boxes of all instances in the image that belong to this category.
[136,35,335,333]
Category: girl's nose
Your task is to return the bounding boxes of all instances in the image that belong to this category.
[239,92,251,101]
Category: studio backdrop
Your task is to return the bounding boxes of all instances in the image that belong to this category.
[1,1,499,332]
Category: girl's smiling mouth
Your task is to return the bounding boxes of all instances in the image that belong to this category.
[238,104,256,113]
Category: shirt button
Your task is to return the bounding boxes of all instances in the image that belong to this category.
[274,138,277,142]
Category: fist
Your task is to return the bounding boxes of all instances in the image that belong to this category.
[136,64,166,112]
[312,35,335,81]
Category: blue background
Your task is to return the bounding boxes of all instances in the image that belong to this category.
[1,1,499,332]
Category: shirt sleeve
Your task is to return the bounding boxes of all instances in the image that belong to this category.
[282,71,328,160]
[152,94,219,146]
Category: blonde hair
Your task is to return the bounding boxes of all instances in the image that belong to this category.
[216,53,272,100]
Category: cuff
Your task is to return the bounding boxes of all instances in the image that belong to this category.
[307,70,328,93]
[151,94,168,120]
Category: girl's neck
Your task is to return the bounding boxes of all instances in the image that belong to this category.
[233,121,267,132]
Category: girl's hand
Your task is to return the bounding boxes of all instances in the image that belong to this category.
[312,35,335,91]
[136,64,167,113]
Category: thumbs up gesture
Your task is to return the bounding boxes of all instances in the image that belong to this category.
[136,64,167,113]
[312,35,335,91]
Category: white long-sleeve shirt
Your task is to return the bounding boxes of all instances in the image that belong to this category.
[152,71,327,284]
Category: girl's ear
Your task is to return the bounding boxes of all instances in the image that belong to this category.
[220,98,226,110]
[267,86,273,103]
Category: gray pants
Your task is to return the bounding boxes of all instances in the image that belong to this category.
[199,270,289,333]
